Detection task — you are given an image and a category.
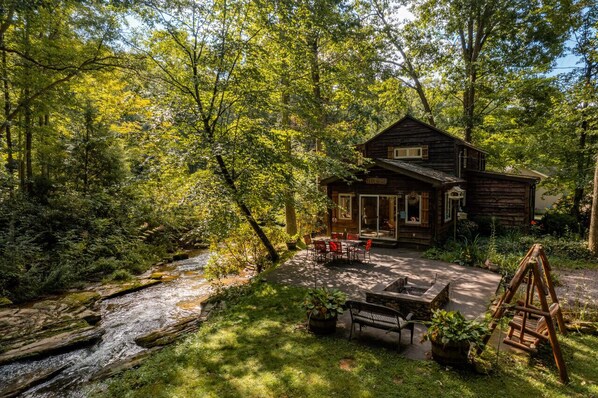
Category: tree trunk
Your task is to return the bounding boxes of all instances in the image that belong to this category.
[281,70,297,240]
[213,153,279,262]
[463,62,476,143]
[572,63,594,222]
[83,106,93,195]
[24,96,32,193]
[588,155,598,254]
[309,34,324,153]
[1,32,14,182]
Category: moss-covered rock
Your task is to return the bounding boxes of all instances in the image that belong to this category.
[62,291,101,309]
[0,297,13,306]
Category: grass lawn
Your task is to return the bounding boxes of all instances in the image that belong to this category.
[95,282,598,398]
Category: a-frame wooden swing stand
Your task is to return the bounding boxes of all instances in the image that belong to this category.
[484,244,569,384]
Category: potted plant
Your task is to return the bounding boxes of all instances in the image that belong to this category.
[301,287,347,335]
[284,232,301,250]
[422,309,489,367]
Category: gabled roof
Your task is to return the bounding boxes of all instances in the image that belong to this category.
[320,158,465,187]
[363,115,487,154]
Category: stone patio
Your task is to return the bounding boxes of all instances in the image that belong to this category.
[265,247,502,360]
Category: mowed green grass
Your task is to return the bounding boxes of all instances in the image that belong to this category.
[96,283,598,398]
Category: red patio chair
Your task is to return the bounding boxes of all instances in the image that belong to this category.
[331,232,344,240]
[328,240,345,261]
[346,233,360,241]
[354,239,372,263]
[313,240,329,262]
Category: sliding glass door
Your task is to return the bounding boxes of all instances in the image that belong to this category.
[359,195,397,240]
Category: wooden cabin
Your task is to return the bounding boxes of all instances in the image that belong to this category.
[320,115,537,246]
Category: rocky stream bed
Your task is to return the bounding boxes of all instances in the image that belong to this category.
[0,252,245,398]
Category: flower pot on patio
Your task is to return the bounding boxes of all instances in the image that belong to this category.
[422,310,489,368]
[302,288,346,336]
[308,315,338,335]
[430,339,471,367]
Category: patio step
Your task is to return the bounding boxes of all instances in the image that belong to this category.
[371,240,398,248]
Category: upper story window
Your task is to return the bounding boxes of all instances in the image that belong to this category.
[394,147,423,159]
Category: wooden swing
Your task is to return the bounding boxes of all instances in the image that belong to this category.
[484,244,569,383]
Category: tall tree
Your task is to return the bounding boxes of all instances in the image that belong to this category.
[416,0,570,142]
[131,0,281,261]
[0,0,120,192]
[369,0,436,126]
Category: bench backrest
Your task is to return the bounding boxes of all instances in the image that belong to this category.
[346,300,404,318]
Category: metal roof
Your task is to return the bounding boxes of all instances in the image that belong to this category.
[320,158,465,187]
[376,159,466,186]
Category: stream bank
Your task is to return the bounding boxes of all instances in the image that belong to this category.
[0,251,247,398]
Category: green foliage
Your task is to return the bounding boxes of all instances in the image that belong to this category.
[457,235,484,267]
[301,287,347,320]
[108,269,134,282]
[204,224,286,282]
[0,191,164,301]
[471,216,506,237]
[96,283,598,398]
[422,309,489,350]
[541,212,581,237]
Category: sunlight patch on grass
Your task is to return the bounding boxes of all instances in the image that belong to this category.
[97,282,598,398]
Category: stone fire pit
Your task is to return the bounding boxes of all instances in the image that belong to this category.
[365,277,450,321]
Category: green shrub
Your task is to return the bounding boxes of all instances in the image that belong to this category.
[109,269,133,281]
[540,212,580,237]
[472,216,505,236]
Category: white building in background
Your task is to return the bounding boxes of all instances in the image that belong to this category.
[507,168,562,214]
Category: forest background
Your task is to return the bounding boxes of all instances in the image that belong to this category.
[0,0,596,302]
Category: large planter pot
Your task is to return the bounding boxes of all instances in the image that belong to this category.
[286,241,297,250]
[430,340,471,367]
[308,315,338,335]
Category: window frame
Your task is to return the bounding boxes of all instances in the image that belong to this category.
[394,147,423,159]
[338,194,352,220]
[444,192,453,222]
[405,193,422,225]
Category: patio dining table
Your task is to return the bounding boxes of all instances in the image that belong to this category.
[319,238,363,263]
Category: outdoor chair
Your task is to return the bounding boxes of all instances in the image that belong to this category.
[346,233,360,241]
[313,240,329,262]
[331,232,344,240]
[354,239,372,263]
[303,234,315,260]
[328,240,345,261]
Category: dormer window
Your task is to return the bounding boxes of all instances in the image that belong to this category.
[394,147,423,159]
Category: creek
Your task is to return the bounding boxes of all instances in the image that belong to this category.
[0,252,213,397]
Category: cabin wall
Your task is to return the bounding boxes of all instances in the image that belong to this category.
[325,167,442,246]
[465,172,534,228]
[364,119,457,175]
[458,145,485,174]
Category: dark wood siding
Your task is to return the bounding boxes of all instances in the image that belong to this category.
[325,166,439,246]
[466,172,534,228]
[364,119,457,175]
[458,145,485,173]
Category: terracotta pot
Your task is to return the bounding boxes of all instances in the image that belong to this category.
[430,340,471,367]
[308,315,338,335]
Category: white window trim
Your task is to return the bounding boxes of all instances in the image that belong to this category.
[444,192,453,222]
[338,194,352,220]
[394,147,423,159]
[405,194,422,225]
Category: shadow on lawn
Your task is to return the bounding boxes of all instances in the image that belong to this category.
[103,283,597,398]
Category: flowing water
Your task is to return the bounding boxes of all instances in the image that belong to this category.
[0,252,213,397]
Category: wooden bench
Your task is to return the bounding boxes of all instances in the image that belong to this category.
[346,300,414,347]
